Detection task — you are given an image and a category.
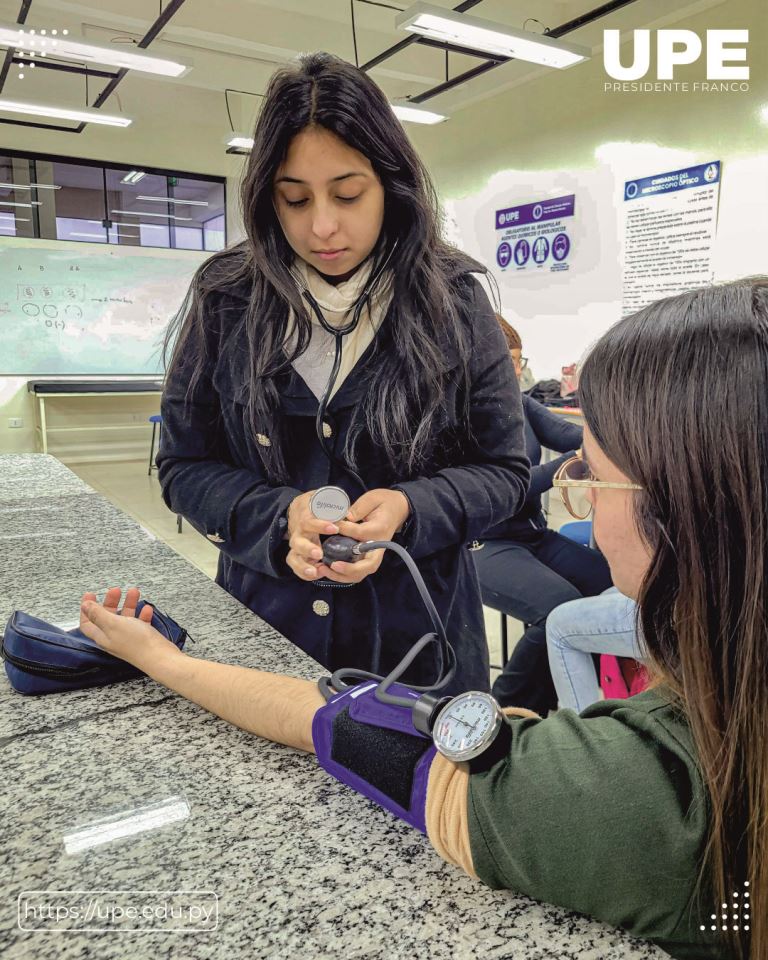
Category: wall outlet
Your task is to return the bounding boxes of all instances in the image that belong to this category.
[8,417,23,429]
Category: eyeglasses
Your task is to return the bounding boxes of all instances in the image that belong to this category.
[519,356,529,370]
[553,455,643,519]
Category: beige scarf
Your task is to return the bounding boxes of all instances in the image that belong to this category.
[286,257,393,400]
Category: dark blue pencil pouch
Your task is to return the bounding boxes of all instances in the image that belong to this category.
[1,601,188,695]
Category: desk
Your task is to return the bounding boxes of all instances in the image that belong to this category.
[547,406,583,420]
[0,456,664,960]
[27,380,163,455]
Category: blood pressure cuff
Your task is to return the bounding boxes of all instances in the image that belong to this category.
[312,681,437,833]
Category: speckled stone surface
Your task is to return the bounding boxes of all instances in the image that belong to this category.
[0,455,668,960]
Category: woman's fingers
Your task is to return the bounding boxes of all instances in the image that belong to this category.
[121,587,141,617]
[299,517,340,537]
[119,587,153,623]
[79,601,113,648]
[79,592,98,632]
[79,599,162,668]
[287,535,385,583]
[339,518,392,541]
[102,586,123,614]
[289,533,323,564]
[325,552,383,584]
[311,563,344,582]
[286,549,320,581]
[318,564,364,584]
[79,587,153,629]
[335,519,367,541]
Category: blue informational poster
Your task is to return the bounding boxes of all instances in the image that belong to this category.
[621,161,721,317]
[495,194,575,274]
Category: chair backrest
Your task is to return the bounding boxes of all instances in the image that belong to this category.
[600,654,649,700]
[558,520,592,546]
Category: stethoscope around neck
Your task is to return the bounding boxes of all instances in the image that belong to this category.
[295,239,399,491]
[297,241,459,704]
[299,237,398,337]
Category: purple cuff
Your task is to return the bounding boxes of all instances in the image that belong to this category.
[312,681,437,833]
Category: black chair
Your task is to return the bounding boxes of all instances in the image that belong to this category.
[148,414,162,476]
[492,611,531,672]
[499,611,510,669]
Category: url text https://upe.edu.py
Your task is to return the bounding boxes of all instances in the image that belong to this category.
[17,890,219,933]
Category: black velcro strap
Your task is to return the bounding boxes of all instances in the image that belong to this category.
[331,707,433,810]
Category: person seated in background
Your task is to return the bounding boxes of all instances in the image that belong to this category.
[513,338,536,392]
[470,316,612,714]
[78,277,768,960]
[545,586,646,713]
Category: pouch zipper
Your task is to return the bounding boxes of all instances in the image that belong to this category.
[1,606,187,679]
[0,639,105,678]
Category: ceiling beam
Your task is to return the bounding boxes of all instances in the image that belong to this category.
[0,0,189,135]
[414,36,507,64]
[411,57,503,102]
[0,116,80,131]
[360,0,484,71]
[80,0,188,125]
[11,55,118,79]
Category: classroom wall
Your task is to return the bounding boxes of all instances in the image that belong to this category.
[1,0,765,456]
[408,0,768,379]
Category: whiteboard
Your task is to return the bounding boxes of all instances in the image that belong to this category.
[0,237,206,375]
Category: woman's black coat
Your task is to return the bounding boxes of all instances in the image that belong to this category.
[157,257,529,695]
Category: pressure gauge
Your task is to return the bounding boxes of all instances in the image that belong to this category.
[432,691,505,762]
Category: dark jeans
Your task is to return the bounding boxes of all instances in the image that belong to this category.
[472,528,613,714]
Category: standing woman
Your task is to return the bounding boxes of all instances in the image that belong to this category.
[157,52,529,694]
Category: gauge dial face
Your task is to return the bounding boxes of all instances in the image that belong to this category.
[433,691,502,761]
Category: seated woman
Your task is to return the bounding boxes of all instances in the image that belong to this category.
[471,317,612,714]
[80,277,766,960]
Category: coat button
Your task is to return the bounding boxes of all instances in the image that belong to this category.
[312,600,330,617]
[207,532,225,543]
[322,422,333,439]
[256,433,271,447]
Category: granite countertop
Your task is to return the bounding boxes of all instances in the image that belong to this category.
[0,455,668,960]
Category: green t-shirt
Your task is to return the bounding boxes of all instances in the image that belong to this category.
[468,688,729,960]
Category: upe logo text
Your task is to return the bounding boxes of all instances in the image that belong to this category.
[603,29,749,81]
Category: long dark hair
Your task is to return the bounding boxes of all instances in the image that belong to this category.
[579,278,768,960]
[162,51,476,483]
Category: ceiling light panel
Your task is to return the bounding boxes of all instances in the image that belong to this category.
[0,98,131,126]
[396,2,591,69]
[0,23,189,77]
[391,102,447,124]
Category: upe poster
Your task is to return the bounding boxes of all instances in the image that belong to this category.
[494,194,575,274]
